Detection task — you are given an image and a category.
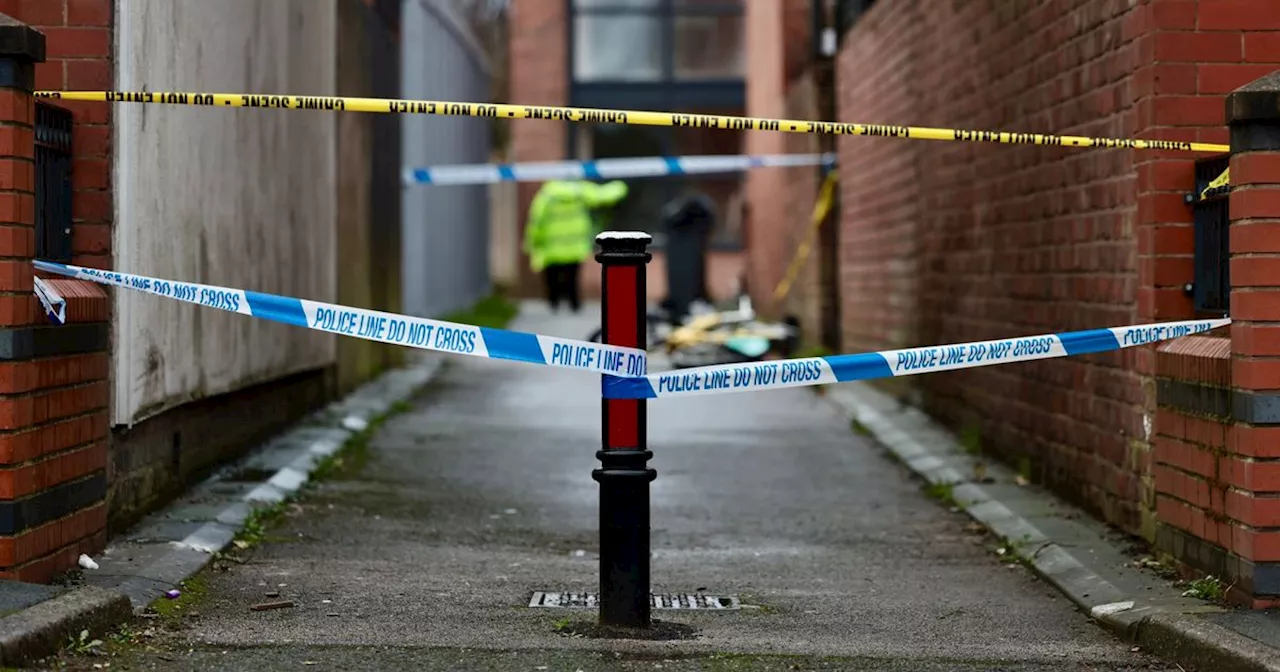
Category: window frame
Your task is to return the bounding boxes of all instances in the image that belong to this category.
[35,100,73,264]
[566,0,745,111]
[1188,155,1231,317]
[565,0,746,251]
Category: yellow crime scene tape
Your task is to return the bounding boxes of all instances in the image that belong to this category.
[773,171,839,304]
[36,90,1231,154]
[1201,167,1231,200]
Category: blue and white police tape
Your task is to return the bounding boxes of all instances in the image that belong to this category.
[33,276,66,324]
[602,318,1231,399]
[403,152,837,186]
[34,260,648,377]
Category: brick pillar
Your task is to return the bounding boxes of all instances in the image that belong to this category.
[0,14,110,584]
[1219,69,1280,608]
[507,0,567,298]
[1135,0,1242,548]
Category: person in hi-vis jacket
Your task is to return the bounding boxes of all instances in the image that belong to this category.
[524,179,629,313]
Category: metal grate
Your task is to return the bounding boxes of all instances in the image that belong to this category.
[1188,155,1231,316]
[529,591,740,610]
[35,100,73,263]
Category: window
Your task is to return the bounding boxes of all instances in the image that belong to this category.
[672,0,744,80]
[571,0,743,83]
[568,0,746,247]
[573,0,664,82]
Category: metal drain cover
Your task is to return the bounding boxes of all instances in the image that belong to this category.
[529,591,740,610]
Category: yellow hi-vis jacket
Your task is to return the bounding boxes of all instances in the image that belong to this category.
[524,180,629,272]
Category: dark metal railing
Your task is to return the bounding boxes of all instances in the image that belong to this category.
[35,100,73,263]
[1187,154,1231,316]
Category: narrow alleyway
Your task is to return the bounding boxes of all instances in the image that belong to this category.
[51,304,1179,671]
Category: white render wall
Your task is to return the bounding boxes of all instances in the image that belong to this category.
[112,0,338,426]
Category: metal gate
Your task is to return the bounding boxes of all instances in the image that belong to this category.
[1188,155,1231,316]
[35,100,73,263]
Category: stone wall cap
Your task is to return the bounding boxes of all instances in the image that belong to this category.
[0,13,44,63]
[1227,69,1280,125]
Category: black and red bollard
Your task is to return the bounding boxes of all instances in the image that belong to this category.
[593,231,655,628]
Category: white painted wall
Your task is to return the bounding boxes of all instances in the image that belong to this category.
[113,0,338,426]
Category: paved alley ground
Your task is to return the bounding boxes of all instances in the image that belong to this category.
[44,304,1181,671]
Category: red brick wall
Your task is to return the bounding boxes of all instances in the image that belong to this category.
[835,0,1248,536]
[782,0,811,83]
[745,0,822,317]
[834,3,925,358]
[0,2,113,583]
[758,72,824,337]
[507,0,567,294]
[15,0,114,269]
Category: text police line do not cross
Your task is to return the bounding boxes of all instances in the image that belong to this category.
[601,319,1231,400]
[32,263,1226,401]
[33,260,647,379]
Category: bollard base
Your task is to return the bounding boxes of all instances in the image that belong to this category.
[592,448,657,628]
[552,618,698,641]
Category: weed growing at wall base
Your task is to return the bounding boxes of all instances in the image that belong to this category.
[924,481,958,507]
[232,503,288,550]
[995,535,1035,568]
[440,290,518,329]
[1181,575,1226,602]
[308,420,379,483]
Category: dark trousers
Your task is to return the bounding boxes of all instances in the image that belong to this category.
[543,263,581,313]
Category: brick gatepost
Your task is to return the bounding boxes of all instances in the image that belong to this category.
[1217,69,1280,607]
[0,13,110,584]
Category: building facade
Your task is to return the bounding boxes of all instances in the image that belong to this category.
[829,0,1280,607]
[503,0,840,342]
[506,0,755,301]
[2,0,493,583]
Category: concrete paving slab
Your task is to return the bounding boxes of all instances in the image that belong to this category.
[0,580,65,618]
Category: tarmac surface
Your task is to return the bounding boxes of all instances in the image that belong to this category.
[42,303,1181,671]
